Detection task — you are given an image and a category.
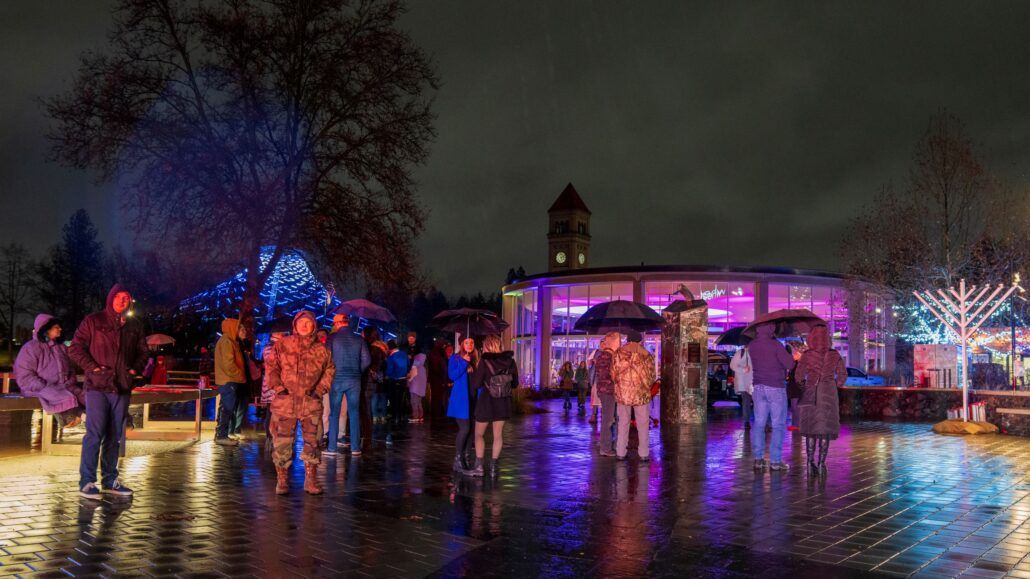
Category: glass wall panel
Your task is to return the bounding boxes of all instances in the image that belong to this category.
[547,282,633,387]
[644,281,756,333]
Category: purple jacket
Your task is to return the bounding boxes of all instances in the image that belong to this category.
[68,284,149,394]
[12,314,82,414]
[747,325,795,388]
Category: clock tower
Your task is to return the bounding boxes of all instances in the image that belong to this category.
[547,183,591,272]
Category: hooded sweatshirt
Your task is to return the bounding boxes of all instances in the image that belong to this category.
[265,311,335,419]
[68,284,149,394]
[747,324,795,389]
[12,314,81,413]
[214,318,247,385]
[407,353,428,396]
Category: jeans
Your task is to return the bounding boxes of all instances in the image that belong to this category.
[599,393,616,453]
[562,390,572,408]
[751,385,788,462]
[616,403,649,458]
[231,385,247,435]
[79,391,129,488]
[215,382,242,439]
[371,392,387,418]
[327,379,362,453]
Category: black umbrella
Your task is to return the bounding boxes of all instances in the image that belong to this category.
[333,299,396,323]
[715,326,751,347]
[573,300,665,334]
[741,309,826,339]
[430,308,509,337]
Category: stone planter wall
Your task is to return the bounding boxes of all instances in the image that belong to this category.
[838,387,960,421]
[970,391,1030,437]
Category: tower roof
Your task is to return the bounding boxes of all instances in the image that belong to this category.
[548,183,591,214]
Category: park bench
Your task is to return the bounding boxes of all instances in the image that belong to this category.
[0,372,217,455]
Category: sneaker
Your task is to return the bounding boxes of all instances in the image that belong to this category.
[408,418,419,423]
[228,433,244,440]
[103,480,134,496]
[769,462,789,471]
[350,450,362,457]
[640,455,650,462]
[79,483,101,500]
[323,449,338,456]
[215,437,239,446]
[599,449,616,457]
[338,440,351,449]
[753,459,766,470]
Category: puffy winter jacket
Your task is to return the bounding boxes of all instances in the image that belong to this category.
[611,342,656,406]
[591,349,616,395]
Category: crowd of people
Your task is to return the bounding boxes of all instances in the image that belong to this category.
[9,282,845,499]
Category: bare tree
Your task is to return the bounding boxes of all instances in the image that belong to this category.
[46,0,437,323]
[0,243,35,353]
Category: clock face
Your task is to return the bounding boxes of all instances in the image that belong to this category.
[578,253,585,265]
[555,251,567,264]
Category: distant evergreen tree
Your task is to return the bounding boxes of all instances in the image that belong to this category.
[35,210,107,330]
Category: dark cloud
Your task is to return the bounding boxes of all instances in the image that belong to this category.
[3,1,1030,297]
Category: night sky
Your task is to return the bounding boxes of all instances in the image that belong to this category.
[2,2,1030,296]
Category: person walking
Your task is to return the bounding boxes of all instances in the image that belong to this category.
[748,324,796,471]
[730,344,754,429]
[325,314,370,457]
[68,284,149,499]
[611,330,656,461]
[14,314,85,429]
[214,318,247,446]
[465,334,517,477]
[592,332,620,456]
[447,337,478,472]
[795,325,846,476]
[574,361,589,415]
[408,353,428,423]
[427,339,450,419]
[265,311,335,495]
[559,361,574,412]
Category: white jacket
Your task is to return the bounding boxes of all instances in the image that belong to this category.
[730,347,754,395]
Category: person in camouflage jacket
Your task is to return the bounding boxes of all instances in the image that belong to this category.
[265,311,335,495]
[611,330,656,460]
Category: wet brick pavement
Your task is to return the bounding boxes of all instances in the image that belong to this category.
[1,400,1029,578]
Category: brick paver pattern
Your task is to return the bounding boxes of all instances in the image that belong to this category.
[1,401,1029,578]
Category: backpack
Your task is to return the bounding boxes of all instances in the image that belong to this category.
[483,359,514,398]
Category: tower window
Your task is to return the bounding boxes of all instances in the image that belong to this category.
[577,222,586,234]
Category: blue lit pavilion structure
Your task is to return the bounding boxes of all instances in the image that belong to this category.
[179,247,340,324]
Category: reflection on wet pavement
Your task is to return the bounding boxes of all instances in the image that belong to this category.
[1,400,1029,577]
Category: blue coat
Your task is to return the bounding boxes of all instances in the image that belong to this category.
[329,330,370,387]
[385,350,409,381]
[446,354,473,420]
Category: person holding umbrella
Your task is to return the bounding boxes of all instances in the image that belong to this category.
[447,336,478,472]
[611,330,656,461]
[747,324,798,471]
[795,325,846,476]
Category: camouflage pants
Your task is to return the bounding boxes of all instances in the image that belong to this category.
[270,413,322,468]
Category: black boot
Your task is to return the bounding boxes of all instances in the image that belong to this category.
[463,458,484,477]
[489,458,500,478]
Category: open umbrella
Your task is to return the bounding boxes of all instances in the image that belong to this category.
[573,300,665,334]
[146,334,175,347]
[741,308,825,339]
[334,299,396,323]
[431,308,509,337]
[715,326,751,347]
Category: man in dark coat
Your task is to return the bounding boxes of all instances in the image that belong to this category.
[426,340,450,418]
[68,284,149,499]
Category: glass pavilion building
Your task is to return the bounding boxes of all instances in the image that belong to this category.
[499,184,892,389]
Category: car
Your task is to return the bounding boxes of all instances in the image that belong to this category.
[845,367,885,386]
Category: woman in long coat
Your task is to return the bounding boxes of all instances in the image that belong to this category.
[795,324,847,476]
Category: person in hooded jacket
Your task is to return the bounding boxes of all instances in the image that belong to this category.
[795,325,846,476]
[426,339,450,419]
[747,323,796,471]
[214,318,247,446]
[68,284,149,499]
[447,337,478,471]
[14,314,85,428]
[465,334,518,478]
[265,311,336,495]
[611,330,656,461]
[407,353,428,423]
[592,332,620,456]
